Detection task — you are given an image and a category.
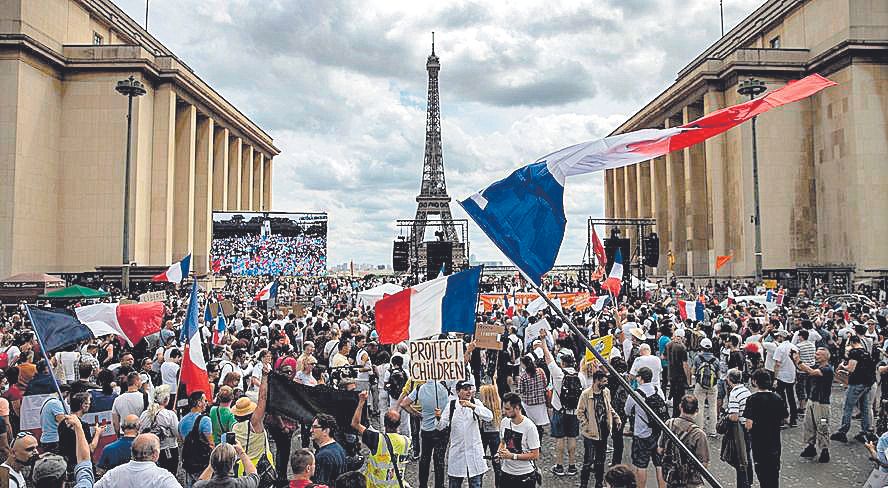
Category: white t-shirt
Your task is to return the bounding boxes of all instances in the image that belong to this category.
[499,416,540,476]
[160,361,179,389]
[112,391,147,424]
[773,342,798,384]
[248,363,264,392]
[356,349,372,382]
[5,346,20,366]
[630,355,663,388]
[57,351,80,383]
[762,341,778,371]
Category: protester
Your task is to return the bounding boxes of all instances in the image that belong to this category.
[724,368,752,488]
[288,448,329,488]
[665,329,690,417]
[577,370,620,488]
[658,395,709,487]
[194,442,259,488]
[833,334,877,443]
[795,347,834,462]
[97,414,139,472]
[497,392,541,488]
[604,464,638,488]
[400,377,449,488]
[435,380,492,487]
[3,430,39,486]
[352,390,410,487]
[138,384,180,475]
[311,413,347,486]
[180,391,215,487]
[691,338,719,436]
[39,384,69,452]
[744,369,787,488]
[94,433,182,487]
[624,366,666,488]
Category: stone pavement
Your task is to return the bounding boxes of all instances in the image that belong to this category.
[399,384,877,487]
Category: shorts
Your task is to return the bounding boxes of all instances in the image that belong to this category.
[631,434,662,468]
[550,410,579,438]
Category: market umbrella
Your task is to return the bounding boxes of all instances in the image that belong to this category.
[40,285,110,299]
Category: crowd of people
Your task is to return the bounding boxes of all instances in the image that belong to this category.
[211,234,327,277]
[0,273,886,488]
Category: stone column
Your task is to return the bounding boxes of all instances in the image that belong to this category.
[241,144,253,210]
[253,152,263,211]
[651,156,670,274]
[227,137,242,210]
[193,115,214,275]
[704,90,728,274]
[212,127,229,211]
[665,114,687,275]
[149,84,176,265]
[263,157,272,210]
[637,161,652,218]
[684,103,711,276]
[604,170,615,219]
[624,165,638,242]
[172,101,196,260]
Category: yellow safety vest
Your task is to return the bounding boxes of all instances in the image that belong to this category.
[364,431,410,488]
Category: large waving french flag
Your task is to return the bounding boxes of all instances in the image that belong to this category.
[253,280,278,302]
[677,299,705,322]
[375,267,482,344]
[152,254,191,283]
[73,302,165,346]
[180,280,212,401]
[460,75,836,284]
[600,249,624,296]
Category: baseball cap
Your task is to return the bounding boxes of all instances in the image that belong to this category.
[673,328,686,338]
[455,380,474,391]
[700,338,712,349]
[32,453,67,483]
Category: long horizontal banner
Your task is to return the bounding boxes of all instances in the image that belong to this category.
[480,292,602,313]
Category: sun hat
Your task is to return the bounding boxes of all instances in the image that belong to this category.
[231,396,257,417]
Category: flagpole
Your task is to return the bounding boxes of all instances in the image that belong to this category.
[513,269,723,488]
[24,305,70,415]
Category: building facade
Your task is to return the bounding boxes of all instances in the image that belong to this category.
[0,0,279,278]
[605,0,888,280]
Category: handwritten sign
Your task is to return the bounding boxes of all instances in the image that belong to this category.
[475,323,505,350]
[584,335,614,363]
[139,291,167,303]
[409,339,465,381]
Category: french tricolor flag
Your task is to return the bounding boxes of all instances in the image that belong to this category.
[601,249,624,296]
[152,254,191,283]
[253,280,278,302]
[212,313,226,345]
[74,302,165,346]
[677,299,705,322]
[503,293,514,318]
[375,267,482,344]
[180,280,212,401]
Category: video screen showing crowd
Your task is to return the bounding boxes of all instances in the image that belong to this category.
[211,212,327,277]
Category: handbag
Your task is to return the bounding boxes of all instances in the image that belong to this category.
[716,413,731,435]
[245,425,277,488]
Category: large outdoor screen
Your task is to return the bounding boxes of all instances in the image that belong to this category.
[211,212,327,276]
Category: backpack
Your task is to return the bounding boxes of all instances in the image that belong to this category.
[558,371,583,411]
[385,367,408,399]
[661,418,699,486]
[635,387,669,434]
[695,356,718,390]
[0,346,13,370]
[181,414,211,473]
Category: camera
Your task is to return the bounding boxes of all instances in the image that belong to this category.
[224,432,236,444]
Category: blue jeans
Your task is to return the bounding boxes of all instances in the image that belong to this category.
[840,384,873,434]
[448,474,482,488]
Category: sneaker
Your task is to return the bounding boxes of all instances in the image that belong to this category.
[567,465,578,476]
[854,432,869,443]
[830,432,848,443]
[800,445,817,458]
[552,465,566,476]
[819,449,830,463]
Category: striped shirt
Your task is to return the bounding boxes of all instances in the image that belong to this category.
[727,384,752,422]
[797,340,816,367]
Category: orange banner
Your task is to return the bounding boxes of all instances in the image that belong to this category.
[715,255,732,271]
[480,292,588,312]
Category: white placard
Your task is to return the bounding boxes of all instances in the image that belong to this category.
[524,318,551,348]
[139,291,167,303]
[408,339,465,382]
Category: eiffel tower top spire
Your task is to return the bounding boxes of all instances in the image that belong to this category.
[418,32,446,201]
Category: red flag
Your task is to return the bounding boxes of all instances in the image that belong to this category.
[591,226,607,267]
[715,255,732,271]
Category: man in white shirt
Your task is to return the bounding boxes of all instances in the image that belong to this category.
[112,372,147,435]
[435,380,493,487]
[3,429,38,486]
[95,433,182,488]
[160,349,181,406]
[497,392,541,487]
[629,344,663,389]
[540,329,580,476]
[773,330,799,427]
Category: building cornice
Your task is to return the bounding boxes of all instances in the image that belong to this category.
[0,34,279,157]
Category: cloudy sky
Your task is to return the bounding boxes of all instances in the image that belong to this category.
[117,0,762,267]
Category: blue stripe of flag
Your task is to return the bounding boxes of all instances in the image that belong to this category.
[441,266,483,335]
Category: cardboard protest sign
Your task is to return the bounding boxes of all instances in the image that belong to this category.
[409,339,465,381]
[523,318,551,348]
[209,300,234,318]
[475,323,505,350]
[584,335,614,363]
[138,291,167,303]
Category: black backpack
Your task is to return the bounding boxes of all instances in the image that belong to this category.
[558,371,583,411]
[661,418,699,486]
[386,367,408,399]
[635,387,669,434]
[181,414,211,473]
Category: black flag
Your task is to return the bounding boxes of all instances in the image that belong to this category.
[266,372,365,432]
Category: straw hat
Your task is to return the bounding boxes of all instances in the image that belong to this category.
[231,396,257,417]
[630,328,645,341]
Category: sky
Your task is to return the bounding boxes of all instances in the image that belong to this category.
[116,0,762,266]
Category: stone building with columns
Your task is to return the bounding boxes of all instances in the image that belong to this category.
[0,0,279,278]
[604,0,888,282]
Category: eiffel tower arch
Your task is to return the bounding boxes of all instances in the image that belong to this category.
[407,34,466,278]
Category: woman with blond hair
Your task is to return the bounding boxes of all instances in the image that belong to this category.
[137,384,179,475]
[579,356,598,388]
[479,383,503,486]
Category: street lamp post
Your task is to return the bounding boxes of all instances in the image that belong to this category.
[738,78,767,283]
[115,75,146,295]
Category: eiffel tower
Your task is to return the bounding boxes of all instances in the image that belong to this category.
[409,33,465,276]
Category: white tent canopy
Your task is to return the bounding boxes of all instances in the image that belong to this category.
[357,283,404,308]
